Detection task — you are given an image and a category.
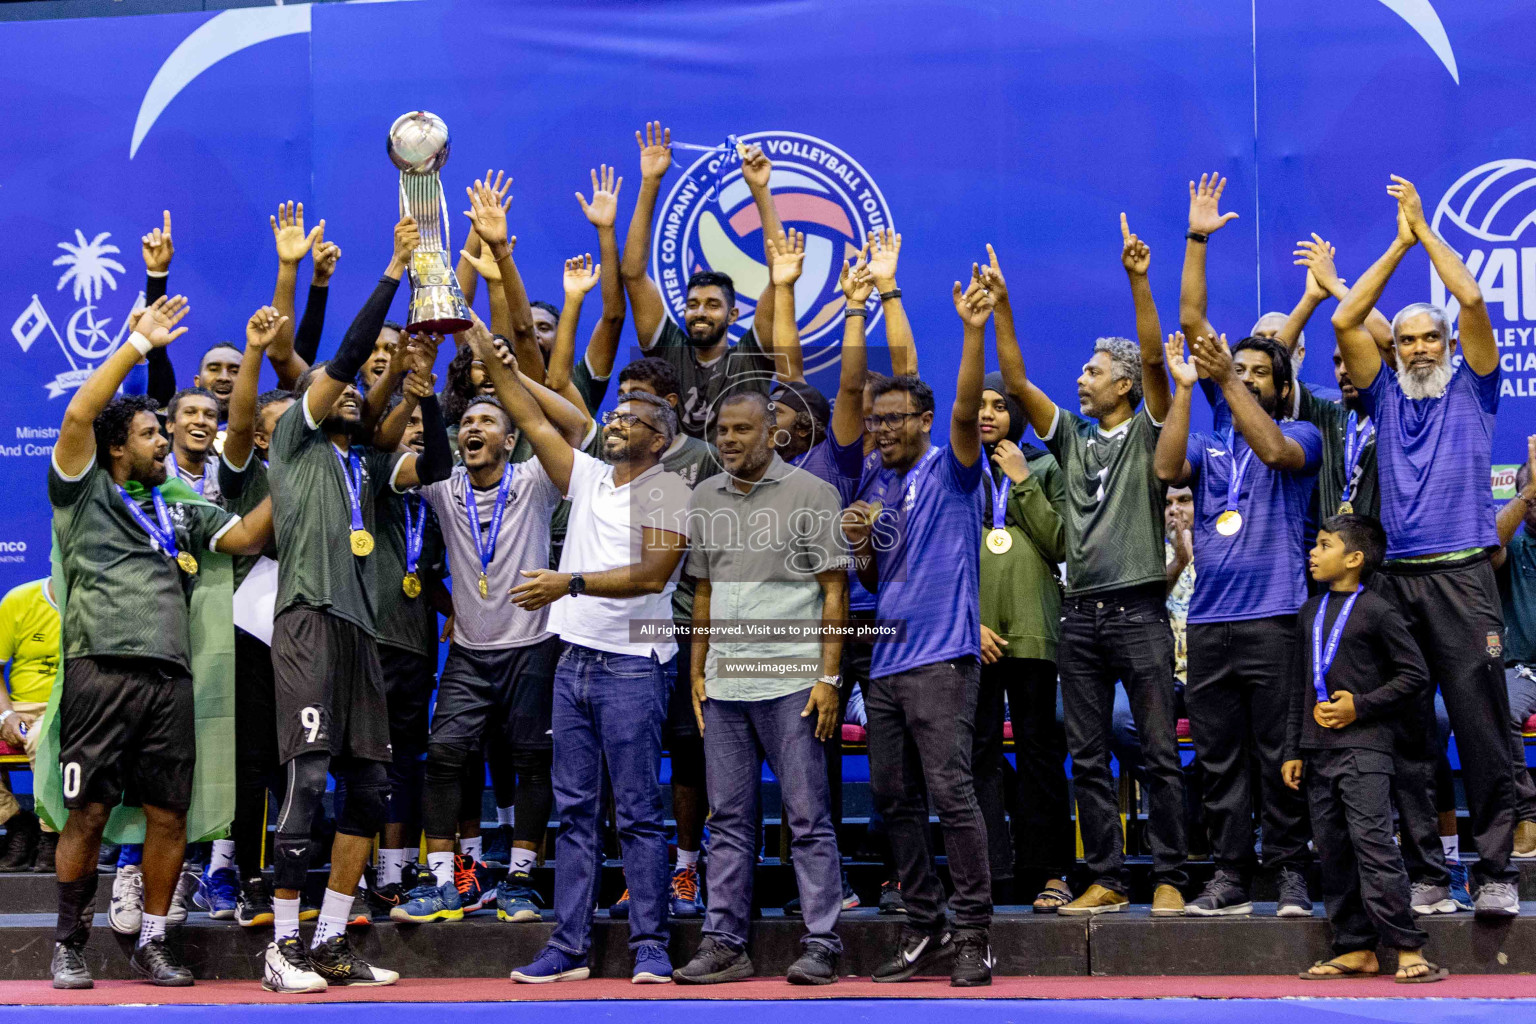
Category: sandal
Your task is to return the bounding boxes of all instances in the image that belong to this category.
[1033,881,1073,914]
[1396,961,1449,984]
[1298,958,1378,980]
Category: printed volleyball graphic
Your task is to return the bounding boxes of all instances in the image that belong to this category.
[652,131,893,374]
[1430,158,1536,324]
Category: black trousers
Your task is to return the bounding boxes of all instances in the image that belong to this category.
[974,657,1074,896]
[866,657,991,933]
[232,628,283,880]
[1308,747,1427,954]
[1059,584,1188,892]
[1374,555,1517,885]
[1392,693,1450,889]
[1186,616,1310,877]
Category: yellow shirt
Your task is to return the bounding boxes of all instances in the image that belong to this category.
[0,578,60,704]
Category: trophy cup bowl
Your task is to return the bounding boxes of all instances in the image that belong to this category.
[388,111,471,333]
[387,112,451,174]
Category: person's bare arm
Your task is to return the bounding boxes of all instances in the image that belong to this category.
[622,122,673,349]
[575,164,626,379]
[224,306,288,471]
[842,503,881,594]
[373,341,438,451]
[548,255,600,398]
[979,247,1055,436]
[765,228,807,383]
[467,324,574,492]
[865,230,915,376]
[690,577,712,733]
[1154,333,1197,486]
[265,201,320,380]
[806,568,847,741]
[463,171,544,382]
[1332,192,1418,391]
[360,331,414,439]
[512,528,687,609]
[1122,214,1169,421]
[138,210,177,405]
[1193,333,1309,470]
[457,230,482,312]
[950,278,991,468]
[1397,175,1497,375]
[1179,172,1238,343]
[213,496,275,555]
[832,259,876,446]
[1497,437,1536,554]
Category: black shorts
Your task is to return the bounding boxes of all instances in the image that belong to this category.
[59,656,195,812]
[431,635,561,752]
[272,607,391,764]
[379,645,437,761]
[665,638,698,742]
[234,627,280,773]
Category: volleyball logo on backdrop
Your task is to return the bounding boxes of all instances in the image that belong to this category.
[10,230,146,398]
[652,131,893,375]
[1431,159,1536,399]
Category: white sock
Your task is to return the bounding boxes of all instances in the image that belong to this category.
[676,848,699,871]
[378,849,405,887]
[497,806,515,827]
[1442,834,1461,863]
[273,896,301,943]
[209,839,236,875]
[310,888,353,948]
[509,847,536,875]
[428,851,455,887]
[137,913,167,948]
[460,836,482,863]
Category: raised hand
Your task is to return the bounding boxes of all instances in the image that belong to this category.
[403,363,436,399]
[1293,233,1341,297]
[463,171,512,247]
[953,276,995,328]
[839,255,875,306]
[312,222,341,284]
[135,294,191,348]
[636,121,672,181]
[977,243,1008,303]
[141,210,174,274]
[576,164,622,229]
[1388,175,1428,237]
[1120,213,1151,275]
[1189,331,1235,382]
[409,331,442,373]
[459,233,503,282]
[271,201,321,265]
[563,253,601,297]
[1165,331,1198,388]
[1188,172,1239,235]
[865,229,901,288]
[740,142,772,191]
[765,228,806,287]
[392,215,421,269]
[245,305,288,351]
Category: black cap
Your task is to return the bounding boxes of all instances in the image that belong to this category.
[769,380,833,433]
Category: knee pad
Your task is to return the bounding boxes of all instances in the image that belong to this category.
[272,833,314,891]
[425,742,474,784]
[337,762,388,838]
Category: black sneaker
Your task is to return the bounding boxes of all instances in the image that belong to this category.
[366,882,408,918]
[1183,871,1253,917]
[878,880,907,915]
[50,943,93,990]
[129,938,194,987]
[672,936,753,984]
[307,934,400,986]
[32,831,58,874]
[950,931,993,987]
[786,943,839,986]
[872,926,953,982]
[0,810,39,871]
[1276,867,1313,918]
[785,876,860,915]
[236,876,275,928]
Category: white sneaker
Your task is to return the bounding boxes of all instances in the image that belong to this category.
[262,938,328,994]
[167,863,198,926]
[109,864,144,936]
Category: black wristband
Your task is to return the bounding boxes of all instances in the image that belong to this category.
[844,308,868,320]
[879,288,902,301]
[1186,231,1209,244]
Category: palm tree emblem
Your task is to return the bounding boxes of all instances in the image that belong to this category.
[53,230,125,304]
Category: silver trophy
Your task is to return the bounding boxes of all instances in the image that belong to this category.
[387,111,472,333]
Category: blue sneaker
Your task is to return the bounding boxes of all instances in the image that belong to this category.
[193,867,238,920]
[496,871,542,922]
[510,945,590,984]
[1448,859,1474,911]
[668,865,702,918]
[388,881,464,923]
[632,942,673,984]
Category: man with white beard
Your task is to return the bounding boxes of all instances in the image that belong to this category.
[1332,175,1518,918]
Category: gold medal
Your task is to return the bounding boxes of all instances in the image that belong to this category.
[176,551,199,575]
[350,529,374,556]
[865,500,883,525]
[478,573,490,599]
[402,573,421,599]
[1215,510,1242,536]
[986,528,1013,554]
[1338,500,1353,515]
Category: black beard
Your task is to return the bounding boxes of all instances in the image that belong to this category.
[687,322,729,349]
[321,415,367,444]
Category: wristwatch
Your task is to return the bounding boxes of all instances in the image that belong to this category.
[817,674,841,690]
[567,573,586,597]
[1185,231,1209,244]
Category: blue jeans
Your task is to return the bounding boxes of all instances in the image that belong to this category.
[703,688,843,953]
[549,644,670,955]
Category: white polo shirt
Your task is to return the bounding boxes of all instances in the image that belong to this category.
[548,450,692,660]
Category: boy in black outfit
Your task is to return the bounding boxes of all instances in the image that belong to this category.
[1283,514,1446,984]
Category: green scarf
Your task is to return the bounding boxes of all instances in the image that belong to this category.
[35,475,237,843]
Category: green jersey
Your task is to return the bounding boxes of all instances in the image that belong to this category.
[647,320,773,440]
[218,452,277,589]
[661,433,722,623]
[373,489,445,657]
[1043,406,1167,596]
[571,356,611,418]
[1298,385,1378,521]
[267,400,405,635]
[49,461,235,670]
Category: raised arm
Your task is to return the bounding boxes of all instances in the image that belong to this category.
[458,235,510,338]
[765,228,806,383]
[1290,235,1398,370]
[224,306,287,471]
[56,296,189,477]
[622,122,673,348]
[1397,175,1497,375]
[291,228,339,369]
[464,171,545,383]
[139,210,177,406]
[575,164,627,380]
[832,257,876,446]
[468,324,574,493]
[381,363,453,489]
[979,246,1055,437]
[361,329,414,438]
[950,276,992,468]
[1332,191,1417,389]
[1497,436,1536,554]
[1179,172,1238,343]
[264,202,320,376]
[1192,332,1309,470]
[740,142,785,353]
[1122,214,1169,421]
[547,254,600,400]
[456,230,482,312]
[1154,333,1197,486]
[865,230,915,376]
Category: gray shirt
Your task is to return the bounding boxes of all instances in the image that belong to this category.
[685,453,848,701]
[420,462,562,650]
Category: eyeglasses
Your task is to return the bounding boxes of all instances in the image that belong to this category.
[864,412,922,431]
[603,411,661,432]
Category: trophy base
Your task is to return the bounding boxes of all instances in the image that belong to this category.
[407,248,473,335]
[406,314,473,334]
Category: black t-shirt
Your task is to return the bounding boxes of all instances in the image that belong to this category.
[647,320,773,440]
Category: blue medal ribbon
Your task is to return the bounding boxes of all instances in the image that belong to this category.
[1223,430,1255,516]
[331,445,366,534]
[1340,412,1373,508]
[1312,585,1363,703]
[989,471,1010,530]
[403,493,426,576]
[464,468,513,582]
[116,484,181,563]
[165,452,207,496]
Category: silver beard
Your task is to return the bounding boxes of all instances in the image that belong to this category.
[1397,358,1454,400]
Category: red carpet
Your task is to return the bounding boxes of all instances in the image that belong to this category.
[7,975,1536,1004]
